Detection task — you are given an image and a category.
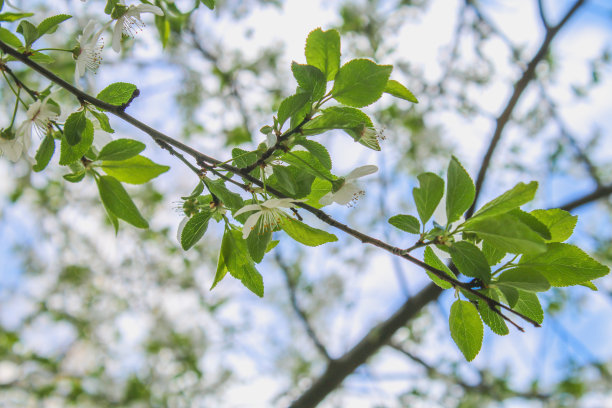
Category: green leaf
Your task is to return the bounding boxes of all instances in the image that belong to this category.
[463,212,547,254]
[63,170,86,183]
[90,110,114,133]
[508,209,551,240]
[96,82,138,106]
[388,214,420,234]
[232,148,258,171]
[37,14,71,36]
[102,155,169,184]
[201,0,215,10]
[384,79,418,103]
[517,243,610,287]
[413,172,444,224]
[0,12,34,23]
[482,240,506,266]
[104,0,119,14]
[294,139,332,170]
[331,59,392,108]
[446,156,475,224]
[303,106,373,134]
[213,228,264,297]
[291,62,326,101]
[64,111,87,145]
[496,268,550,292]
[423,247,457,289]
[281,218,338,246]
[28,51,54,64]
[181,210,212,250]
[95,175,148,229]
[498,285,518,307]
[0,27,23,48]
[32,134,55,172]
[304,178,332,209]
[59,119,93,165]
[473,181,538,219]
[579,281,598,291]
[530,209,577,242]
[97,138,145,161]
[280,150,334,181]
[512,290,543,325]
[477,289,509,336]
[449,300,483,361]
[277,92,310,129]
[204,179,243,210]
[272,166,296,195]
[449,241,491,283]
[17,20,38,47]
[305,28,341,81]
[246,218,272,263]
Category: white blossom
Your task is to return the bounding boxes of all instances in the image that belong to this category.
[111,1,164,53]
[319,165,378,206]
[234,198,302,239]
[1,97,59,162]
[74,20,104,84]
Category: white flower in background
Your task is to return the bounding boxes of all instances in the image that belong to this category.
[319,165,378,206]
[0,130,26,162]
[2,97,59,162]
[74,20,104,84]
[111,1,164,53]
[234,198,302,239]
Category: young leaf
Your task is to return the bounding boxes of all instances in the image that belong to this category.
[481,240,506,266]
[291,62,326,101]
[305,28,341,81]
[181,210,213,250]
[446,156,475,224]
[90,110,114,133]
[204,179,243,210]
[214,228,264,297]
[37,14,71,36]
[0,12,34,23]
[0,27,23,48]
[96,82,138,106]
[16,20,38,47]
[423,247,457,289]
[97,138,145,161]
[302,106,373,136]
[95,175,148,229]
[281,218,338,246]
[384,79,418,103]
[449,300,483,361]
[463,212,547,254]
[294,139,332,170]
[388,214,420,234]
[477,289,509,336]
[530,209,577,242]
[277,92,311,129]
[201,0,215,9]
[64,111,87,145]
[33,134,55,172]
[472,181,538,219]
[508,209,551,240]
[63,170,86,183]
[246,218,272,263]
[512,290,543,325]
[496,268,550,292]
[59,119,94,165]
[102,155,169,184]
[331,59,393,108]
[517,243,610,287]
[449,241,491,283]
[413,172,444,224]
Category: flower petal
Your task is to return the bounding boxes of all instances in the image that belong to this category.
[242,212,262,239]
[135,4,164,16]
[319,193,334,206]
[176,216,189,243]
[234,203,262,217]
[112,20,123,53]
[345,165,378,180]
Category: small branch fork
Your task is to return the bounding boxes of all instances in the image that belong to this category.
[0,39,539,330]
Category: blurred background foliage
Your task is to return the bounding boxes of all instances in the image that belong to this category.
[1,0,612,406]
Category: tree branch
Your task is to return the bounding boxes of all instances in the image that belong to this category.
[468,0,587,217]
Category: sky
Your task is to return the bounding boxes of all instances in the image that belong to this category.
[1,0,612,406]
